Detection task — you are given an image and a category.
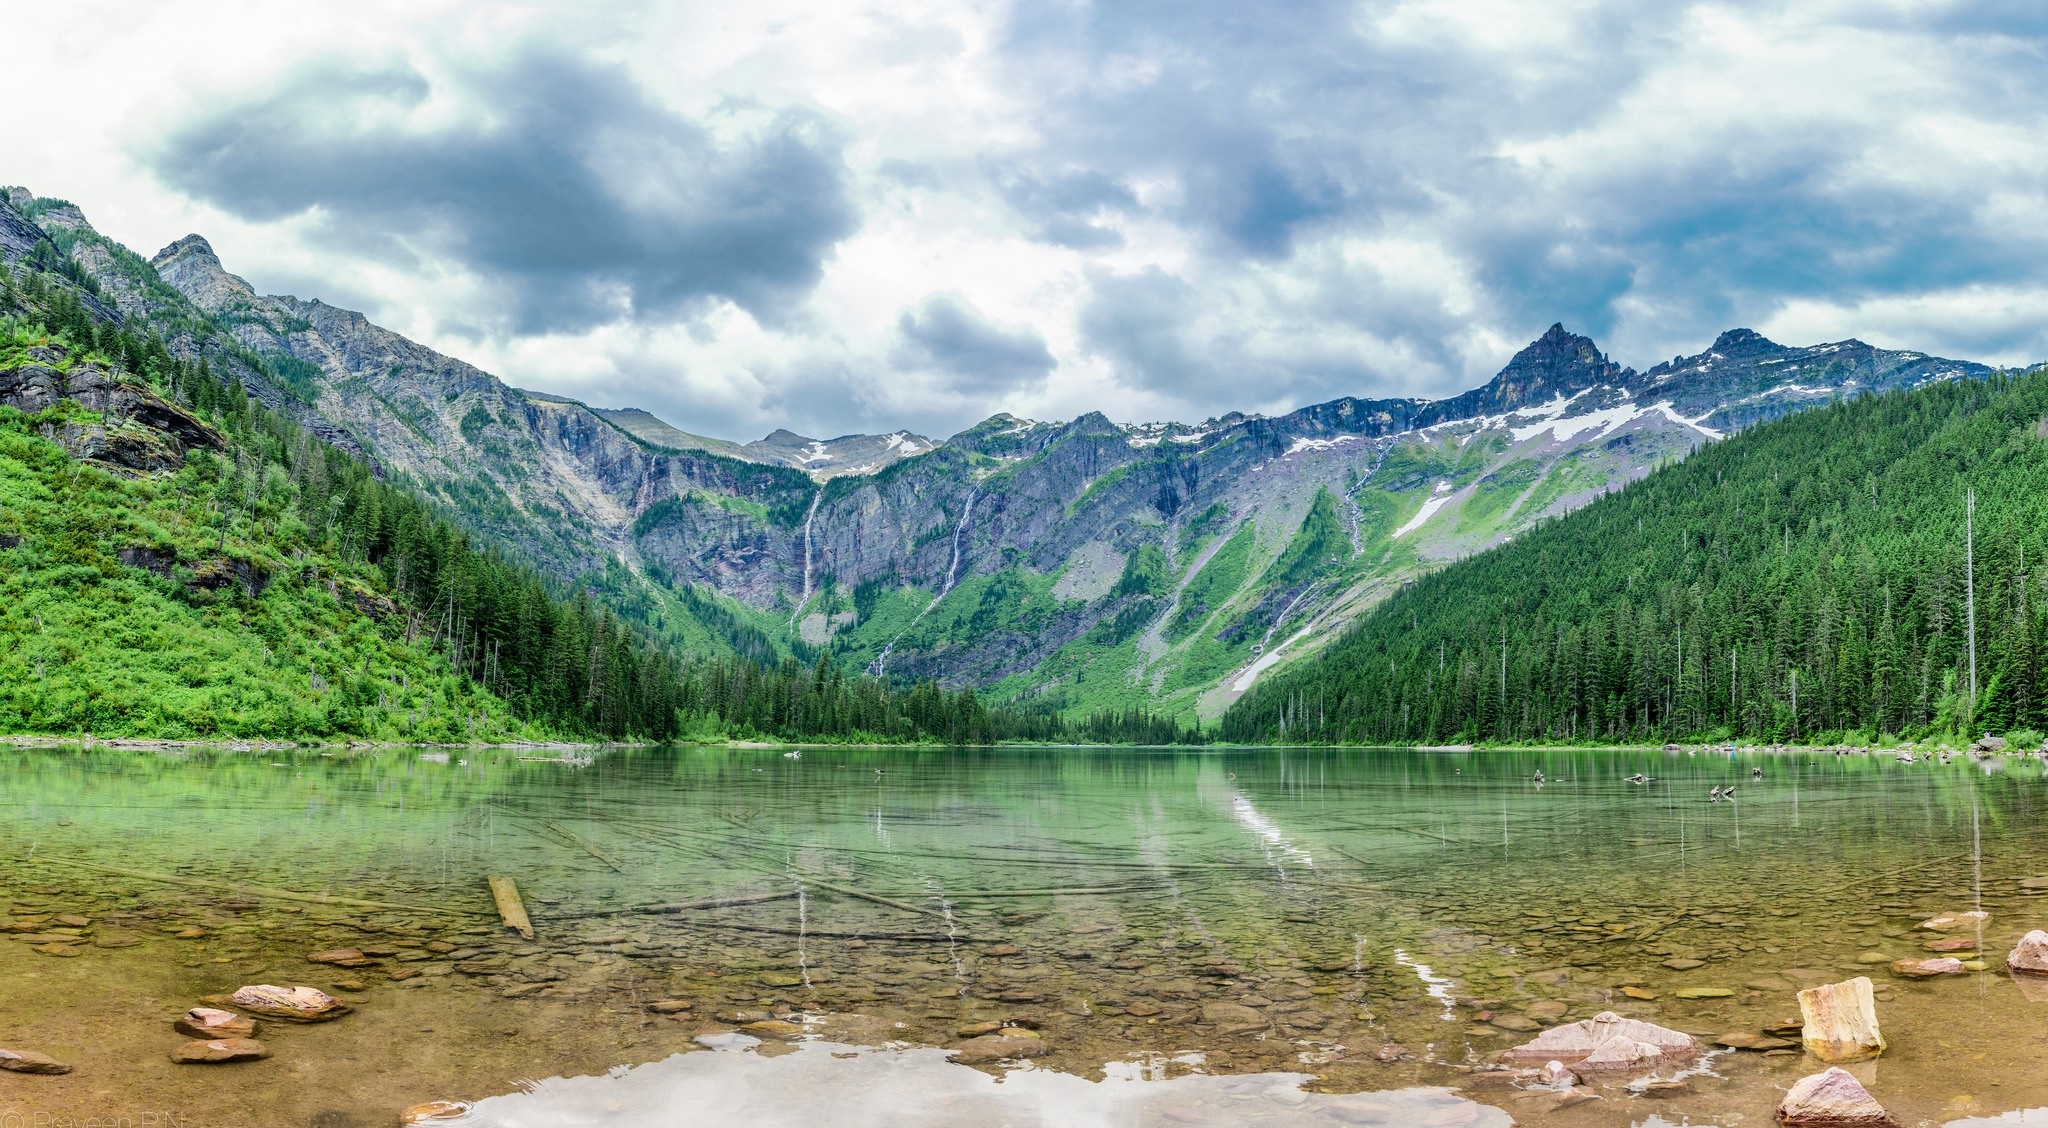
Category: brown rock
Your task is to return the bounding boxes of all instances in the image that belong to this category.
[1889,957,1965,979]
[647,999,694,1014]
[1125,999,1162,1017]
[1923,937,1977,952]
[985,945,1021,956]
[1919,911,1990,932]
[307,948,374,967]
[1798,978,1885,1062]
[52,914,89,928]
[400,1102,472,1125]
[32,943,82,957]
[949,1031,1050,1064]
[1201,1001,1270,1035]
[2009,929,2048,976]
[738,1020,806,1040]
[0,1048,71,1075]
[1499,1011,1699,1071]
[227,984,350,1023]
[1488,1014,1542,1032]
[1717,1031,1797,1051]
[175,1007,257,1040]
[1637,1079,1692,1098]
[1775,1066,1898,1127]
[170,1038,269,1064]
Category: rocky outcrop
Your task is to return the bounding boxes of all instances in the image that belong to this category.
[1499,1011,1698,1071]
[0,347,224,473]
[1776,1067,1897,1127]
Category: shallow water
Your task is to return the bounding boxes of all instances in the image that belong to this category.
[4,743,2048,1126]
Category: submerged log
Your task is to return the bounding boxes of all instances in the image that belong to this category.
[1798,977,1885,1062]
[488,876,535,939]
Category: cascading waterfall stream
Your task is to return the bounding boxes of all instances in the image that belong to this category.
[789,489,824,627]
[867,489,978,678]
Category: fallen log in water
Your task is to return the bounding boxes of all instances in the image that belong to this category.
[29,856,486,916]
[489,875,536,939]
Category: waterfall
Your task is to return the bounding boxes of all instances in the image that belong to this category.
[867,489,979,678]
[789,488,823,627]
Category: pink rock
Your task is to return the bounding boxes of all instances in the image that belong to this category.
[1889,957,1965,979]
[1500,1011,1699,1072]
[1776,1066,1898,1127]
[2009,929,2048,976]
[175,1007,257,1040]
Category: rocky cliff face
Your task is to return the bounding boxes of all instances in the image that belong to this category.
[12,187,1996,722]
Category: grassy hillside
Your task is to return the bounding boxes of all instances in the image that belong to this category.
[1225,368,2048,746]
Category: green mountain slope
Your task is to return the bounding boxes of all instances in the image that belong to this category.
[1224,368,2048,745]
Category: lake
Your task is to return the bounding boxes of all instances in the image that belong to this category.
[2,742,2046,1126]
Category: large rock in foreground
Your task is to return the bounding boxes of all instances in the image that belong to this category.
[1499,1011,1698,1071]
[1798,978,1885,1062]
[227,984,350,1023]
[1776,1067,1898,1127]
[2010,929,2048,975]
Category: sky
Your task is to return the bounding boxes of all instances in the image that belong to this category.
[5,1,2048,442]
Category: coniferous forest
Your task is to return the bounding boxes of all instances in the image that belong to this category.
[1224,369,2048,746]
[0,244,1168,745]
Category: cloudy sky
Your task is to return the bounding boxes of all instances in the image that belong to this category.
[6,1,2046,441]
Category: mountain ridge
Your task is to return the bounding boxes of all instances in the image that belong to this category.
[5,184,2001,722]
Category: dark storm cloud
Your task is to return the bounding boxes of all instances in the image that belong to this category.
[147,52,858,333]
[896,295,1056,394]
[999,0,2048,398]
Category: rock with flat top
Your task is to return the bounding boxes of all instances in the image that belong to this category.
[227,984,350,1023]
[949,1029,1050,1064]
[1919,911,1990,931]
[171,1037,269,1064]
[1890,957,1965,978]
[1798,978,1884,1062]
[1499,1011,1699,1072]
[0,1048,71,1075]
[175,1007,257,1040]
[2009,930,2048,975]
[1776,1067,1898,1127]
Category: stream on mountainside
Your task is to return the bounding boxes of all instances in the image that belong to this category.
[3,742,2048,1126]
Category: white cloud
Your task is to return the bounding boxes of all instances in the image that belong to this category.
[3,0,2046,441]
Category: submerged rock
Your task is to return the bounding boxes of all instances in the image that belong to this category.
[1919,911,1990,932]
[307,948,374,968]
[1499,1011,1699,1071]
[171,1037,269,1064]
[227,984,350,1023]
[2008,930,2048,975]
[1798,978,1884,1062]
[0,1048,71,1075]
[175,1007,257,1040]
[1776,1067,1898,1127]
[1890,957,1965,979]
[948,1029,1051,1064]
[400,1102,473,1125]
[1201,1001,1271,1034]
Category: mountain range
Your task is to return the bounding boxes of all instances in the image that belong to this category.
[2,185,1998,723]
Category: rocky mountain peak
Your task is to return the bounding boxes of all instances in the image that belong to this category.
[1458,323,1632,414]
[1709,328,1780,353]
[151,235,259,312]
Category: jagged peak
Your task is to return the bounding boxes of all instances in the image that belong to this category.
[151,234,259,309]
[154,233,221,266]
[1711,327,1781,352]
